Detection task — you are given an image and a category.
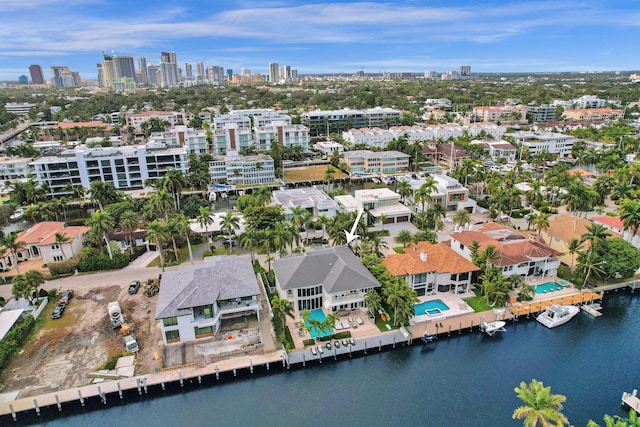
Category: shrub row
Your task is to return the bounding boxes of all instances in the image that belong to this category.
[0,316,35,372]
[77,253,130,272]
[48,258,80,276]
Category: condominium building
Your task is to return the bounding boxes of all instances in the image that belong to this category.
[30,142,188,197]
[472,105,528,125]
[398,173,473,212]
[125,111,187,131]
[208,154,275,186]
[573,95,605,109]
[51,66,79,88]
[254,123,310,152]
[563,108,625,121]
[4,103,36,115]
[342,150,410,174]
[527,105,557,122]
[160,51,179,88]
[301,107,402,136]
[0,157,34,180]
[506,131,577,157]
[149,125,209,155]
[213,124,253,155]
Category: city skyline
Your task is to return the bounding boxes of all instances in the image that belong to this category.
[1,0,639,81]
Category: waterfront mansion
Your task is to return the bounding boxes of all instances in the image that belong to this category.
[273,246,381,313]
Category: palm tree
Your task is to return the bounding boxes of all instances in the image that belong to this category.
[580,223,611,253]
[54,232,70,260]
[364,289,382,316]
[512,379,568,427]
[290,205,306,231]
[147,220,168,272]
[220,211,240,254]
[316,214,330,241]
[119,210,139,254]
[324,166,335,191]
[24,269,45,299]
[452,209,472,230]
[196,206,214,242]
[532,212,551,239]
[481,245,500,268]
[0,232,25,275]
[163,169,187,210]
[87,210,115,260]
[577,249,607,288]
[11,274,30,300]
[89,181,118,210]
[176,215,194,264]
[254,186,272,207]
[152,188,174,220]
[620,200,640,242]
[414,178,437,212]
[271,296,294,331]
[397,180,412,204]
[165,217,180,261]
[239,229,260,262]
[395,230,413,247]
[378,213,388,230]
[383,280,405,326]
[566,238,582,271]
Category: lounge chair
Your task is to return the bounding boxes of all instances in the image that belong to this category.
[341,321,350,329]
[348,316,354,323]
[335,322,343,330]
[356,317,364,325]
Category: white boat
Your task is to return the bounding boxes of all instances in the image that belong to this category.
[536,305,580,328]
[9,207,24,222]
[480,321,506,336]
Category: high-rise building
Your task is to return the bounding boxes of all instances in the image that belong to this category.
[196,62,204,79]
[160,51,179,87]
[226,69,233,81]
[206,66,225,86]
[459,65,471,77]
[269,62,279,83]
[50,66,77,87]
[29,65,45,85]
[147,64,159,85]
[137,57,148,84]
[184,63,192,78]
[241,68,250,76]
[113,56,136,79]
[97,54,116,88]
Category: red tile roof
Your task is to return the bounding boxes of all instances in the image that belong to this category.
[382,241,480,276]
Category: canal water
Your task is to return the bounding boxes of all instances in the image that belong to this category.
[24,291,640,427]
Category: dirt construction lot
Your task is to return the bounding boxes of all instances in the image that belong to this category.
[0,282,164,398]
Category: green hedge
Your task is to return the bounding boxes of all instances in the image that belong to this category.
[77,253,130,272]
[48,258,80,276]
[0,316,35,371]
[333,331,352,339]
[303,339,315,347]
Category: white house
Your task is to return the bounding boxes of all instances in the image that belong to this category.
[155,256,261,345]
[593,215,640,249]
[382,241,480,296]
[335,188,412,224]
[272,187,338,220]
[273,246,381,313]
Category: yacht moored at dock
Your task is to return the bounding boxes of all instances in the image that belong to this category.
[536,305,580,328]
[480,321,506,336]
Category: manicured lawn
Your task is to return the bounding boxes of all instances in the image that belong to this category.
[393,247,405,254]
[284,165,348,183]
[374,308,397,331]
[463,295,493,312]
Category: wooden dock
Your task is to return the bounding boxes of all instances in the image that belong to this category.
[509,290,603,317]
[622,390,640,414]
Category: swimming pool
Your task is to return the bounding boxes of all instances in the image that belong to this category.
[535,282,564,294]
[305,309,334,339]
[414,299,450,317]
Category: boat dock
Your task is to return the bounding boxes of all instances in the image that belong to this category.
[509,290,603,318]
[622,389,640,414]
[581,303,602,317]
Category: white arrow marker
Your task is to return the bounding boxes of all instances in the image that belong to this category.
[344,208,365,244]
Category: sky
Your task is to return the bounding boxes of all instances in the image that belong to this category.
[1,0,640,81]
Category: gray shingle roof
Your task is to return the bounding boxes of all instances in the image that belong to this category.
[155,256,260,320]
[273,245,381,293]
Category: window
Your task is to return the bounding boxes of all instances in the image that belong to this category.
[165,330,180,343]
[163,317,178,327]
[194,326,213,338]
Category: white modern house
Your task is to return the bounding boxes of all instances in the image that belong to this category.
[506,131,577,158]
[470,140,517,162]
[382,241,480,296]
[271,187,338,220]
[399,173,475,212]
[155,257,261,345]
[273,246,381,313]
[335,188,412,224]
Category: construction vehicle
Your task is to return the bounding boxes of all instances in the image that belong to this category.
[145,278,159,297]
[108,301,124,329]
[123,334,139,353]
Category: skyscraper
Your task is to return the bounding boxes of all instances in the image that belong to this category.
[138,57,148,85]
[160,51,179,87]
[147,64,159,85]
[196,62,205,79]
[51,66,77,87]
[97,54,116,88]
[29,65,45,85]
[269,62,279,83]
[184,63,192,78]
[459,65,471,77]
[114,56,136,79]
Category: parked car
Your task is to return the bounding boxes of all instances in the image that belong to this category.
[51,304,65,319]
[59,290,73,305]
[128,280,141,294]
